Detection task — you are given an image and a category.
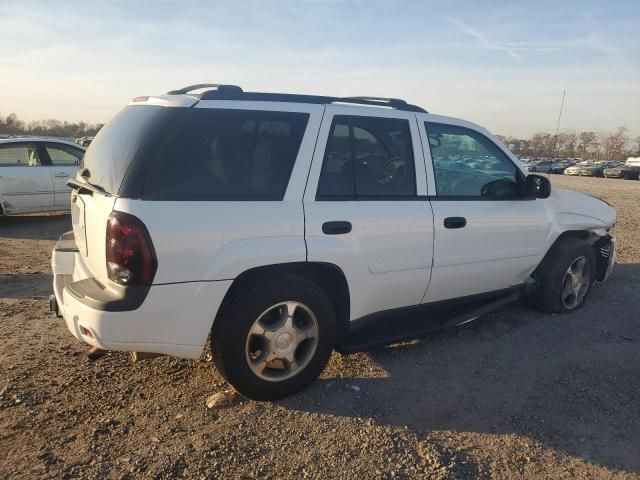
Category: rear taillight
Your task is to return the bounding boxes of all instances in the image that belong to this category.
[106,212,157,286]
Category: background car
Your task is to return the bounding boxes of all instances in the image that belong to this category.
[580,161,623,177]
[550,160,576,174]
[563,165,581,175]
[527,159,554,173]
[604,163,640,179]
[75,136,94,147]
[0,137,85,215]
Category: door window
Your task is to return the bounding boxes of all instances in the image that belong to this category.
[44,144,84,165]
[317,116,416,199]
[425,123,519,199]
[0,144,41,166]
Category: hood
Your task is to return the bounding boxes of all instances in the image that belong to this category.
[549,187,616,230]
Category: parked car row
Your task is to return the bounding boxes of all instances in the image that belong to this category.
[521,157,639,179]
[603,158,640,180]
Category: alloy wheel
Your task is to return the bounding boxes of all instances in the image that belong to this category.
[560,256,591,309]
[245,301,319,382]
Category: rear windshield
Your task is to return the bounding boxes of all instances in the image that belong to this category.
[82,106,181,193]
[141,109,309,200]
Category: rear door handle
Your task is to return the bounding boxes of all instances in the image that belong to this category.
[444,217,466,229]
[322,221,352,235]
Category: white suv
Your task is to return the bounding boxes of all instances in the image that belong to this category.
[50,84,616,400]
[0,138,85,215]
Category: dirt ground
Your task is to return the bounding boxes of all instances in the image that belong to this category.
[1,175,639,479]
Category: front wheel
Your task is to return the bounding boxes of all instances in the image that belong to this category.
[529,237,596,313]
[211,275,336,400]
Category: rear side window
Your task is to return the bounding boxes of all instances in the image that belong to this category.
[142,109,309,200]
[316,115,416,199]
[0,144,41,166]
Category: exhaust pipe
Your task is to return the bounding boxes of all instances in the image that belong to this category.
[49,294,61,318]
[130,352,164,362]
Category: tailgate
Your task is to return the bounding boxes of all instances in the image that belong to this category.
[70,190,87,256]
[69,185,116,286]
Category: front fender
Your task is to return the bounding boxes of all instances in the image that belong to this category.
[548,187,616,232]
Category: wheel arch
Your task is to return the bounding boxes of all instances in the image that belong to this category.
[535,229,611,281]
[214,261,351,342]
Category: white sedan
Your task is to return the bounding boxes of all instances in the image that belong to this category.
[0,137,85,215]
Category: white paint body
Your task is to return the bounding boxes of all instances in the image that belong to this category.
[51,95,617,358]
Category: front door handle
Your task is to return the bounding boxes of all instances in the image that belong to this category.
[54,172,70,178]
[444,217,466,229]
[322,221,352,235]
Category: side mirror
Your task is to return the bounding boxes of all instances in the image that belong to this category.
[526,174,551,199]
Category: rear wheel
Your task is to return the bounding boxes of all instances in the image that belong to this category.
[529,237,596,313]
[211,275,336,400]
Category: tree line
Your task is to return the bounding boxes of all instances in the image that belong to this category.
[2,111,639,161]
[0,113,103,138]
[496,127,640,161]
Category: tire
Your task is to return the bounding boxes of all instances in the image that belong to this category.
[529,237,596,314]
[211,275,336,400]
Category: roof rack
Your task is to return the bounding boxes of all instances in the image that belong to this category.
[166,84,427,113]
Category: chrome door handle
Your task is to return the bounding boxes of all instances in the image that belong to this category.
[54,172,70,178]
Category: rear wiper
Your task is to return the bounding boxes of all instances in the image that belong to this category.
[67,177,111,196]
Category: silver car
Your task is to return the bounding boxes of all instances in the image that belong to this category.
[0,137,85,215]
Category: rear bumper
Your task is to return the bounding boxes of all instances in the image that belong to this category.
[51,232,232,358]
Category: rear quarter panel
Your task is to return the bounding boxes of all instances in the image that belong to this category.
[113,199,307,283]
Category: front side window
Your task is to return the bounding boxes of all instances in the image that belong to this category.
[142,109,310,200]
[317,115,416,199]
[45,144,84,165]
[0,144,41,166]
[426,123,518,199]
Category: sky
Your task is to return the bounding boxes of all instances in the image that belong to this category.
[1,0,639,138]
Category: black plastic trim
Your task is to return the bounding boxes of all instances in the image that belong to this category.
[594,234,613,282]
[315,194,535,202]
[53,230,150,312]
[338,287,523,352]
[322,221,352,235]
[62,274,150,312]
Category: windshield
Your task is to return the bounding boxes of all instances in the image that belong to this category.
[82,105,182,194]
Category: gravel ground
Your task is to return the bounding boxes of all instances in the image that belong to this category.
[1,175,639,479]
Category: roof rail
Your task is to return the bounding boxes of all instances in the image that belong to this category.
[167,84,243,95]
[169,84,427,112]
[337,96,426,112]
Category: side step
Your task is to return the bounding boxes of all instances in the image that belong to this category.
[338,289,523,353]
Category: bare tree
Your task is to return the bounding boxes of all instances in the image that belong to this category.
[599,127,629,161]
[560,132,578,157]
[578,131,597,159]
